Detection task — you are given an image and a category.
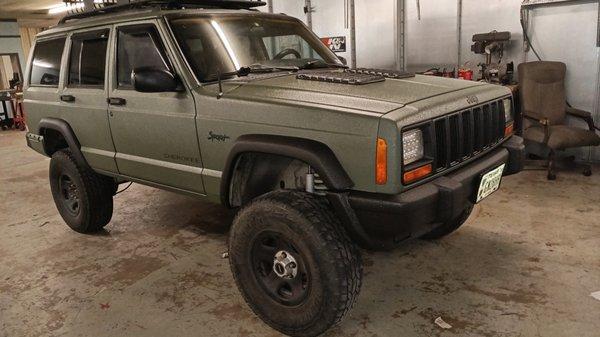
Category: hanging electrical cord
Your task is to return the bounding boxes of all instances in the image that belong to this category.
[115,182,133,195]
[520,9,542,61]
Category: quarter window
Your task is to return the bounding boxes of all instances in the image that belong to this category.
[30,38,66,86]
[117,25,171,88]
[68,30,109,87]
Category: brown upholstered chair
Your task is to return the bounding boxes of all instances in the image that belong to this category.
[518,61,600,180]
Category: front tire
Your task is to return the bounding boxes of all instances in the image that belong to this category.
[229,191,362,337]
[49,149,114,233]
[421,205,474,240]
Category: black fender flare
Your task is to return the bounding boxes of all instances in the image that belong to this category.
[220,134,354,206]
[38,118,89,168]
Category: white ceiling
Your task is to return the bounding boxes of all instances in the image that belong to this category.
[0,0,64,27]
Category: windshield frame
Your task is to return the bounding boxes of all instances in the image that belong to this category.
[165,12,344,84]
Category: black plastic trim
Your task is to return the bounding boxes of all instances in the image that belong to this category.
[221,134,354,206]
[38,118,89,169]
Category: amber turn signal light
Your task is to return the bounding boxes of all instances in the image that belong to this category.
[504,123,514,137]
[403,163,432,184]
[376,138,387,185]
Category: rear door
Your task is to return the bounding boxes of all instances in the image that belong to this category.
[59,27,117,173]
[24,36,66,141]
[107,21,204,194]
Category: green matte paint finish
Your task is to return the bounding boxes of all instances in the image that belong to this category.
[23,8,512,200]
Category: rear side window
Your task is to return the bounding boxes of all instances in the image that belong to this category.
[30,38,66,86]
[68,29,109,87]
[117,25,171,88]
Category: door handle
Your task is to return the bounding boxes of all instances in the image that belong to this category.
[60,95,75,102]
[107,97,126,106]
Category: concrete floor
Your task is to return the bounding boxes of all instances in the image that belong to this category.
[1,129,599,337]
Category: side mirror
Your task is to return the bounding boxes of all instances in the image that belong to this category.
[132,67,183,93]
[337,56,347,66]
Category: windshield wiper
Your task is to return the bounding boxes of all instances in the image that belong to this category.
[238,64,299,75]
[298,59,348,70]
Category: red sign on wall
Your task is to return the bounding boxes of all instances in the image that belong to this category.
[321,36,346,53]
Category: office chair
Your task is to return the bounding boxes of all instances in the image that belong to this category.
[518,61,600,180]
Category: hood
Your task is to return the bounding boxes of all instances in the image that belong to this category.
[223,72,486,114]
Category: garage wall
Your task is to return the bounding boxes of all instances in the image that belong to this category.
[405,0,459,71]
[355,0,396,69]
[0,20,26,73]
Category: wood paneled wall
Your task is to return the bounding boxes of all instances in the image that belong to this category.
[18,27,42,61]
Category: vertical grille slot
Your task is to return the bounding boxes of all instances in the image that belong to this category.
[491,102,501,141]
[449,114,461,164]
[461,109,473,158]
[434,119,448,170]
[482,104,493,147]
[473,107,483,152]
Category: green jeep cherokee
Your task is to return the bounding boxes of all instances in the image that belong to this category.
[24,1,524,335]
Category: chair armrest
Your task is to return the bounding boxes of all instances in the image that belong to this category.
[523,111,550,126]
[566,107,596,131]
[566,106,591,118]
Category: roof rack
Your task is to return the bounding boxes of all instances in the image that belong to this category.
[58,0,266,24]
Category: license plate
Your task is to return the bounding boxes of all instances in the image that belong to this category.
[475,164,505,203]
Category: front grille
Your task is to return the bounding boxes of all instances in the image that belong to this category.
[432,99,506,172]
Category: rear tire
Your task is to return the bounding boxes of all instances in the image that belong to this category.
[229,191,362,337]
[421,205,474,240]
[49,149,114,233]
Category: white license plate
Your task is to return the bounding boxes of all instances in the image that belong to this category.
[475,164,505,203]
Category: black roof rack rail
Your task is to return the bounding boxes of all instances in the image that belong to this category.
[58,0,266,24]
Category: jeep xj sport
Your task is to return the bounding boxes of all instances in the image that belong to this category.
[24,0,524,335]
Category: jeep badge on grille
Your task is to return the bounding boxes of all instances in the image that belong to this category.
[466,95,479,104]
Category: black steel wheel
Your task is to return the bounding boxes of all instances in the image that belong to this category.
[58,174,81,217]
[251,231,311,307]
[229,191,362,337]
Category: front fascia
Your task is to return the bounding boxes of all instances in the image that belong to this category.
[376,84,513,195]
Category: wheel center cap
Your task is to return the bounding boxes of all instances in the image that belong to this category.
[273,250,297,279]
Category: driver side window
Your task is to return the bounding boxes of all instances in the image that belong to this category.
[117,25,171,88]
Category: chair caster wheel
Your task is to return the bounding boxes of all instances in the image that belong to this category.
[583,169,592,177]
[547,173,556,180]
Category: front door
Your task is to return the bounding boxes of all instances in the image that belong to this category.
[107,21,204,194]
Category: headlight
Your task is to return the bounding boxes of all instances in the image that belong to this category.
[503,99,513,123]
[402,129,424,165]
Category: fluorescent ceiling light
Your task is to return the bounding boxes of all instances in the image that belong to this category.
[48,3,83,14]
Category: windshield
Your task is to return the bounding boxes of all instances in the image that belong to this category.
[169,15,343,82]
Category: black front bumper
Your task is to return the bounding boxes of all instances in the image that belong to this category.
[328,136,525,250]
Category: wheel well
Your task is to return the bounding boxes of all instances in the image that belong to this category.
[229,153,314,207]
[42,128,68,156]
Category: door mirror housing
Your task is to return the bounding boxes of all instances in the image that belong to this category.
[132,67,184,93]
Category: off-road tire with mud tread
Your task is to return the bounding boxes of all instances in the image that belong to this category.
[229,190,362,337]
[49,149,114,233]
[420,204,474,240]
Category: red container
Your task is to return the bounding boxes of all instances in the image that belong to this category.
[458,69,473,81]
